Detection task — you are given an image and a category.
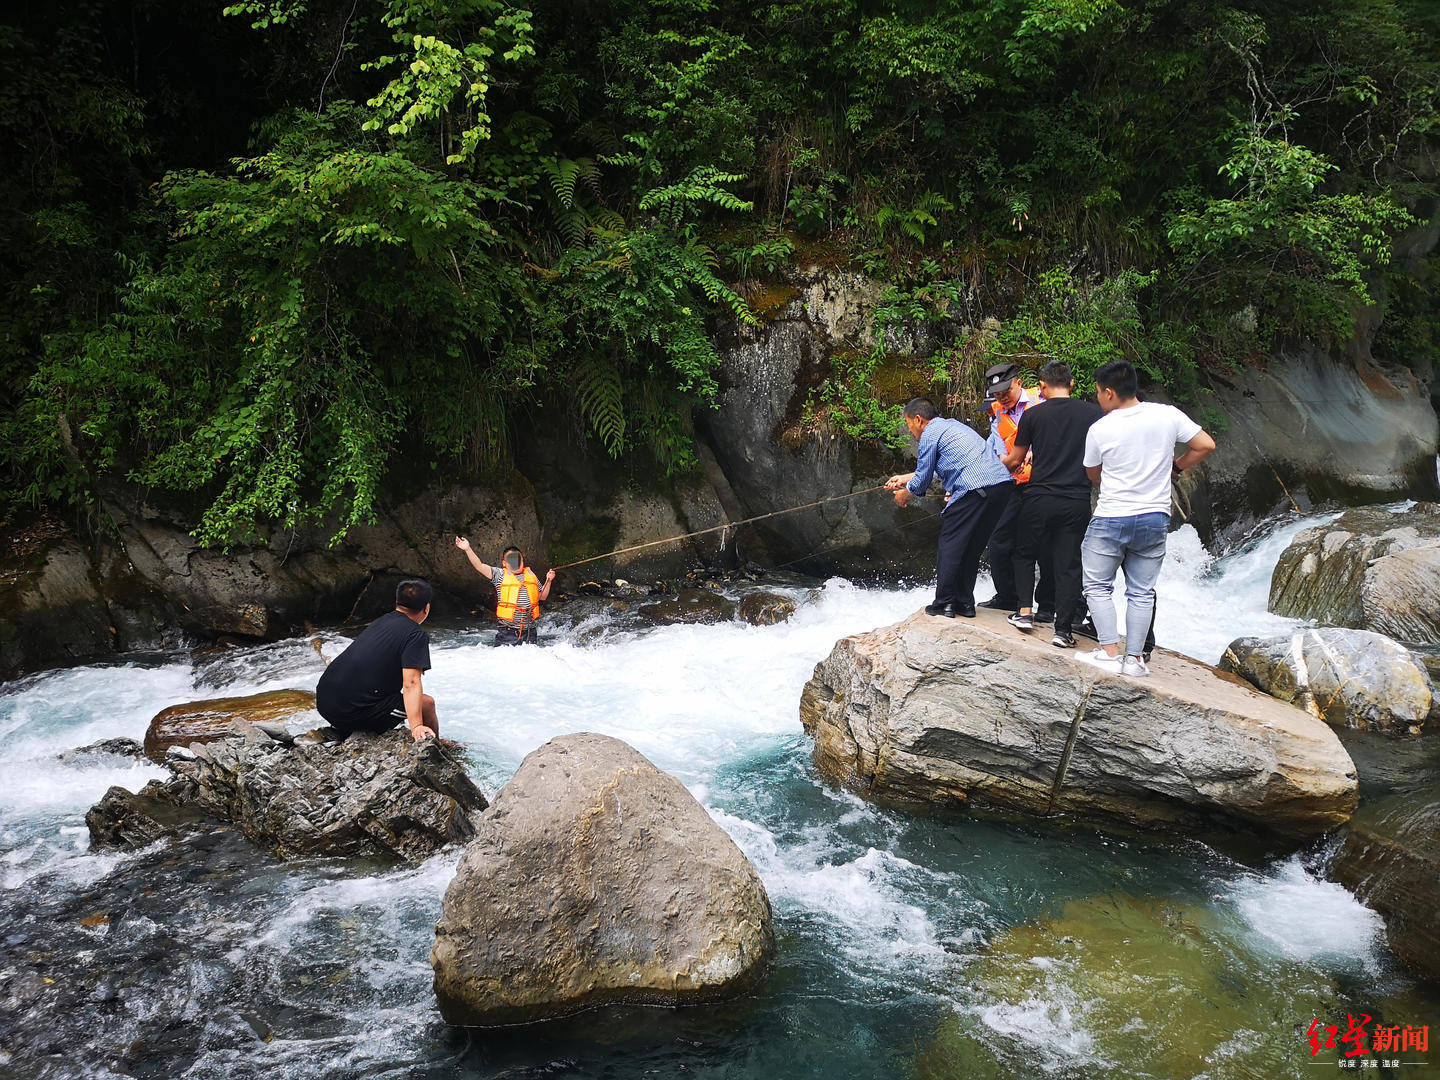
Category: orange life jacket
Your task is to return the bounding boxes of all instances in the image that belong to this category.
[496,566,541,623]
[990,387,1042,484]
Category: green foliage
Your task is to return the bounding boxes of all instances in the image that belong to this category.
[1166,121,1416,337]
[2,0,1439,540]
[988,268,1161,394]
[362,0,536,164]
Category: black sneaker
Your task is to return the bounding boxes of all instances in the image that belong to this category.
[1075,617,1098,640]
[924,603,953,617]
[978,596,1014,611]
[954,601,976,618]
[1052,630,1076,649]
[1007,611,1034,632]
[1034,608,1055,624]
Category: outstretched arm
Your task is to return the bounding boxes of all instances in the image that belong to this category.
[539,569,557,602]
[455,536,494,578]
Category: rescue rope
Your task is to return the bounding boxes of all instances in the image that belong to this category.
[550,483,894,571]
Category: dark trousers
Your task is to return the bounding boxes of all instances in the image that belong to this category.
[987,485,1054,610]
[935,483,1015,608]
[493,623,538,646]
[1013,492,1090,632]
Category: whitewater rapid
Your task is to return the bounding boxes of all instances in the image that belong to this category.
[1,513,1420,1079]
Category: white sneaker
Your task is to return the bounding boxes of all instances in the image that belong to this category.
[1122,655,1150,678]
[1076,648,1124,674]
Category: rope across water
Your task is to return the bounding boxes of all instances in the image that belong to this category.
[550,483,894,571]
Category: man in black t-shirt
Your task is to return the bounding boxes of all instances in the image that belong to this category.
[1000,362,1103,647]
[316,579,439,739]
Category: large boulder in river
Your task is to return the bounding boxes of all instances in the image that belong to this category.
[1220,629,1437,736]
[1268,503,1440,646]
[800,610,1358,840]
[89,727,487,861]
[1330,784,1440,985]
[431,732,774,1027]
[143,688,317,761]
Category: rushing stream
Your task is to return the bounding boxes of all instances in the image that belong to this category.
[3,512,1437,1079]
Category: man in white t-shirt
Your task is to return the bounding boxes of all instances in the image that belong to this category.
[1077,361,1215,677]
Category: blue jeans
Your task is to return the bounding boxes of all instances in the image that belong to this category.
[1081,513,1169,653]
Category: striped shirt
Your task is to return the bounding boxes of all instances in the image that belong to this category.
[491,567,534,626]
[907,417,1013,509]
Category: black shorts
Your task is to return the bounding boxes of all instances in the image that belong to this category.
[328,691,405,734]
[493,623,538,646]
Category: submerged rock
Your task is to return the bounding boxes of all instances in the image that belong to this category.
[800,610,1358,840]
[431,732,774,1027]
[91,715,487,861]
[1268,504,1440,645]
[1330,783,1440,985]
[59,737,144,761]
[143,688,318,762]
[738,591,797,626]
[1221,629,1437,736]
[915,893,1347,1079]
[638,587,737,625]
[85,786,179,849]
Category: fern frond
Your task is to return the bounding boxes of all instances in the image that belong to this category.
[574,359,625,456]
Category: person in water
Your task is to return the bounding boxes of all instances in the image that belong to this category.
[1078,360,1216,678]
[886,396,1015,618]
[454,537,556,645]
[315,579,438,740]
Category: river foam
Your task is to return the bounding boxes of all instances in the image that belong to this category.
[0,509,1429,1079]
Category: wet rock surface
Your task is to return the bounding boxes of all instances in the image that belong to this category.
[1268,503,1440,645]
[431,732,774,1027]
[1220,628,1438,735]
[737,591,798,626]
[1331,783,1440,984]
[801,609,1359,841]
[144,688,319,762]
[638,587,739,626]
[0,829,448,1078]
[1195,350,1439,533]
[90,718,487,861]
[58,737,144,761]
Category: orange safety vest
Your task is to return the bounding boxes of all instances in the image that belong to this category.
[990,387,1042,484]
[496,567,541,623]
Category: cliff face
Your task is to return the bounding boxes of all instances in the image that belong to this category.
[5,264,1439,679]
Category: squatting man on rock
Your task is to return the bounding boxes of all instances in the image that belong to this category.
[316,578,439,741]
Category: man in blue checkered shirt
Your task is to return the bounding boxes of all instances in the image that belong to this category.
[886,397,1015,617]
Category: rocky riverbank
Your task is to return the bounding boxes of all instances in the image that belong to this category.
[5,261,1438,680]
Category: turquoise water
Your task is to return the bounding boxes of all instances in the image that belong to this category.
[2,518,1436,1078]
